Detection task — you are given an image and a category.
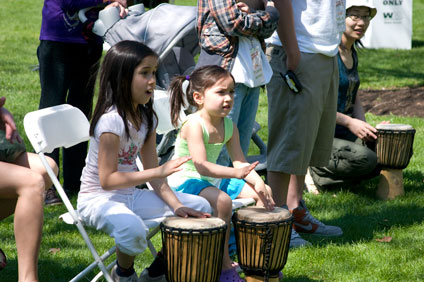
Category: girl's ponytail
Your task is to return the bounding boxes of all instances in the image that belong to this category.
[169,75,190,128]
[169,65,234,128]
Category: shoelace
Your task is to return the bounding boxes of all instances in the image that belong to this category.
[303,211,325,227]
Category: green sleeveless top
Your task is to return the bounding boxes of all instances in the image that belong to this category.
[171,114,233,186]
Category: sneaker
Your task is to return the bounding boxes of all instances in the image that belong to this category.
[232,262,242,273]
[291,205,343,236]
[219,268,244,282]
[290,228,311,248]
[111,265,139,282]
[44,187,62,206]
[139,268,167,282]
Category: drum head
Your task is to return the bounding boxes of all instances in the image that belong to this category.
[236,206,291,223]
[162,216,226,230]
[376,124,414,131]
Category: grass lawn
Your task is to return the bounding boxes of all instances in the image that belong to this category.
[0,0,423,281]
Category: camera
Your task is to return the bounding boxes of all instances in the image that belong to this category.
[281,70,303,94]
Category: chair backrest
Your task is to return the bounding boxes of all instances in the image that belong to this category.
[24,104,90,154]
[24,104,115,281]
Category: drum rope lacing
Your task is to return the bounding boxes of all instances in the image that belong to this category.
[260,225,274,282]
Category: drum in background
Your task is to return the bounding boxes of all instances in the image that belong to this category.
[375,124,416,200]
[232,206,292,282]
[160,216,227,282]
[376,124,415,169]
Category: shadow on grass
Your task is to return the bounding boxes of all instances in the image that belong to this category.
[285,276,322,282]
[302,169,424,246]
[362,66,423,83]
[1,256,107,282]
[412,40,424,48]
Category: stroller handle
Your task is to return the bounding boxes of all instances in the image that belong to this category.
[78,4,145,37]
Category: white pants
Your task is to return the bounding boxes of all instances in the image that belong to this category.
[77,189,212,256]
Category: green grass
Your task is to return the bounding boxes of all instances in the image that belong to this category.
[1,0,423,281]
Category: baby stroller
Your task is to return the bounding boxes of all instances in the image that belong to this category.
[85,3,267,176]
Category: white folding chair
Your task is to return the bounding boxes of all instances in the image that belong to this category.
[23,104,163,282]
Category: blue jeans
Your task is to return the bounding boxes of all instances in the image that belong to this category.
[217,83,260,166]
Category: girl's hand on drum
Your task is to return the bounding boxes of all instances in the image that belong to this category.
[235,161,258,179]
[157,156,191,178]
[255,183,275,211]
[348,118,377,142]
[174,206,211,218]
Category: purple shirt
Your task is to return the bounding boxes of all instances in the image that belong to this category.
[39,0,103,44]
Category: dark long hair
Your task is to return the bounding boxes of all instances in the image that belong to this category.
[90,40,158,138]
[169,65,233,127]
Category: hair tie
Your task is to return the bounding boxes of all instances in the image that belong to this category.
[181,77,190,110]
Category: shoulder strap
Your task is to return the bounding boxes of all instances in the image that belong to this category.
[223,117,233,143]
[181,114,209,143]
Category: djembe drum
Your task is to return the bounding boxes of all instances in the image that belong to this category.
[375,124,415,200]
[160,216,227,282]
[232,206,292,282]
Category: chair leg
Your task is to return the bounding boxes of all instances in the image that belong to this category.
[91,260,117,282]
[147,225,161,257]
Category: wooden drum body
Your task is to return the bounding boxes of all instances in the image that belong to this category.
[232,207,292,282]
[160,217,227,282]
[375,124,415,200]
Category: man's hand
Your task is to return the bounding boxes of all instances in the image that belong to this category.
[105,1,128,18]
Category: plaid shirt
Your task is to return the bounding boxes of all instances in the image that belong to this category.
[197,0,279,70]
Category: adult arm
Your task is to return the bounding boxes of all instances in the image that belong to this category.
[208,0,278,38]
[336,108,377,142]
[273,0,300,71]
[352,96,366,122]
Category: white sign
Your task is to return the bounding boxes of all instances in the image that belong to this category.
[362,0,412,49]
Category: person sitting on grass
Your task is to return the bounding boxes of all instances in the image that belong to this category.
[307,0,389,191]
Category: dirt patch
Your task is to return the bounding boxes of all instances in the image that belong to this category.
[358,86,424,118]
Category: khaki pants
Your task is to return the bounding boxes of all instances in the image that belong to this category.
[265,44,338,175]
[310,138,380,188]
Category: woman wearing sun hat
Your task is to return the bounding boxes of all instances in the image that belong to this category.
[308,0,386,190]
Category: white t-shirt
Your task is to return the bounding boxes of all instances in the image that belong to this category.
[232,36,273,88]
[79,106,156,195]
[266,0,345,57]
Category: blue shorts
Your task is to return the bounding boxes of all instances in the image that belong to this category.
[174,178,245,200]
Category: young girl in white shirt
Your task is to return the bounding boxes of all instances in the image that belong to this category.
[76,40,211,282]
